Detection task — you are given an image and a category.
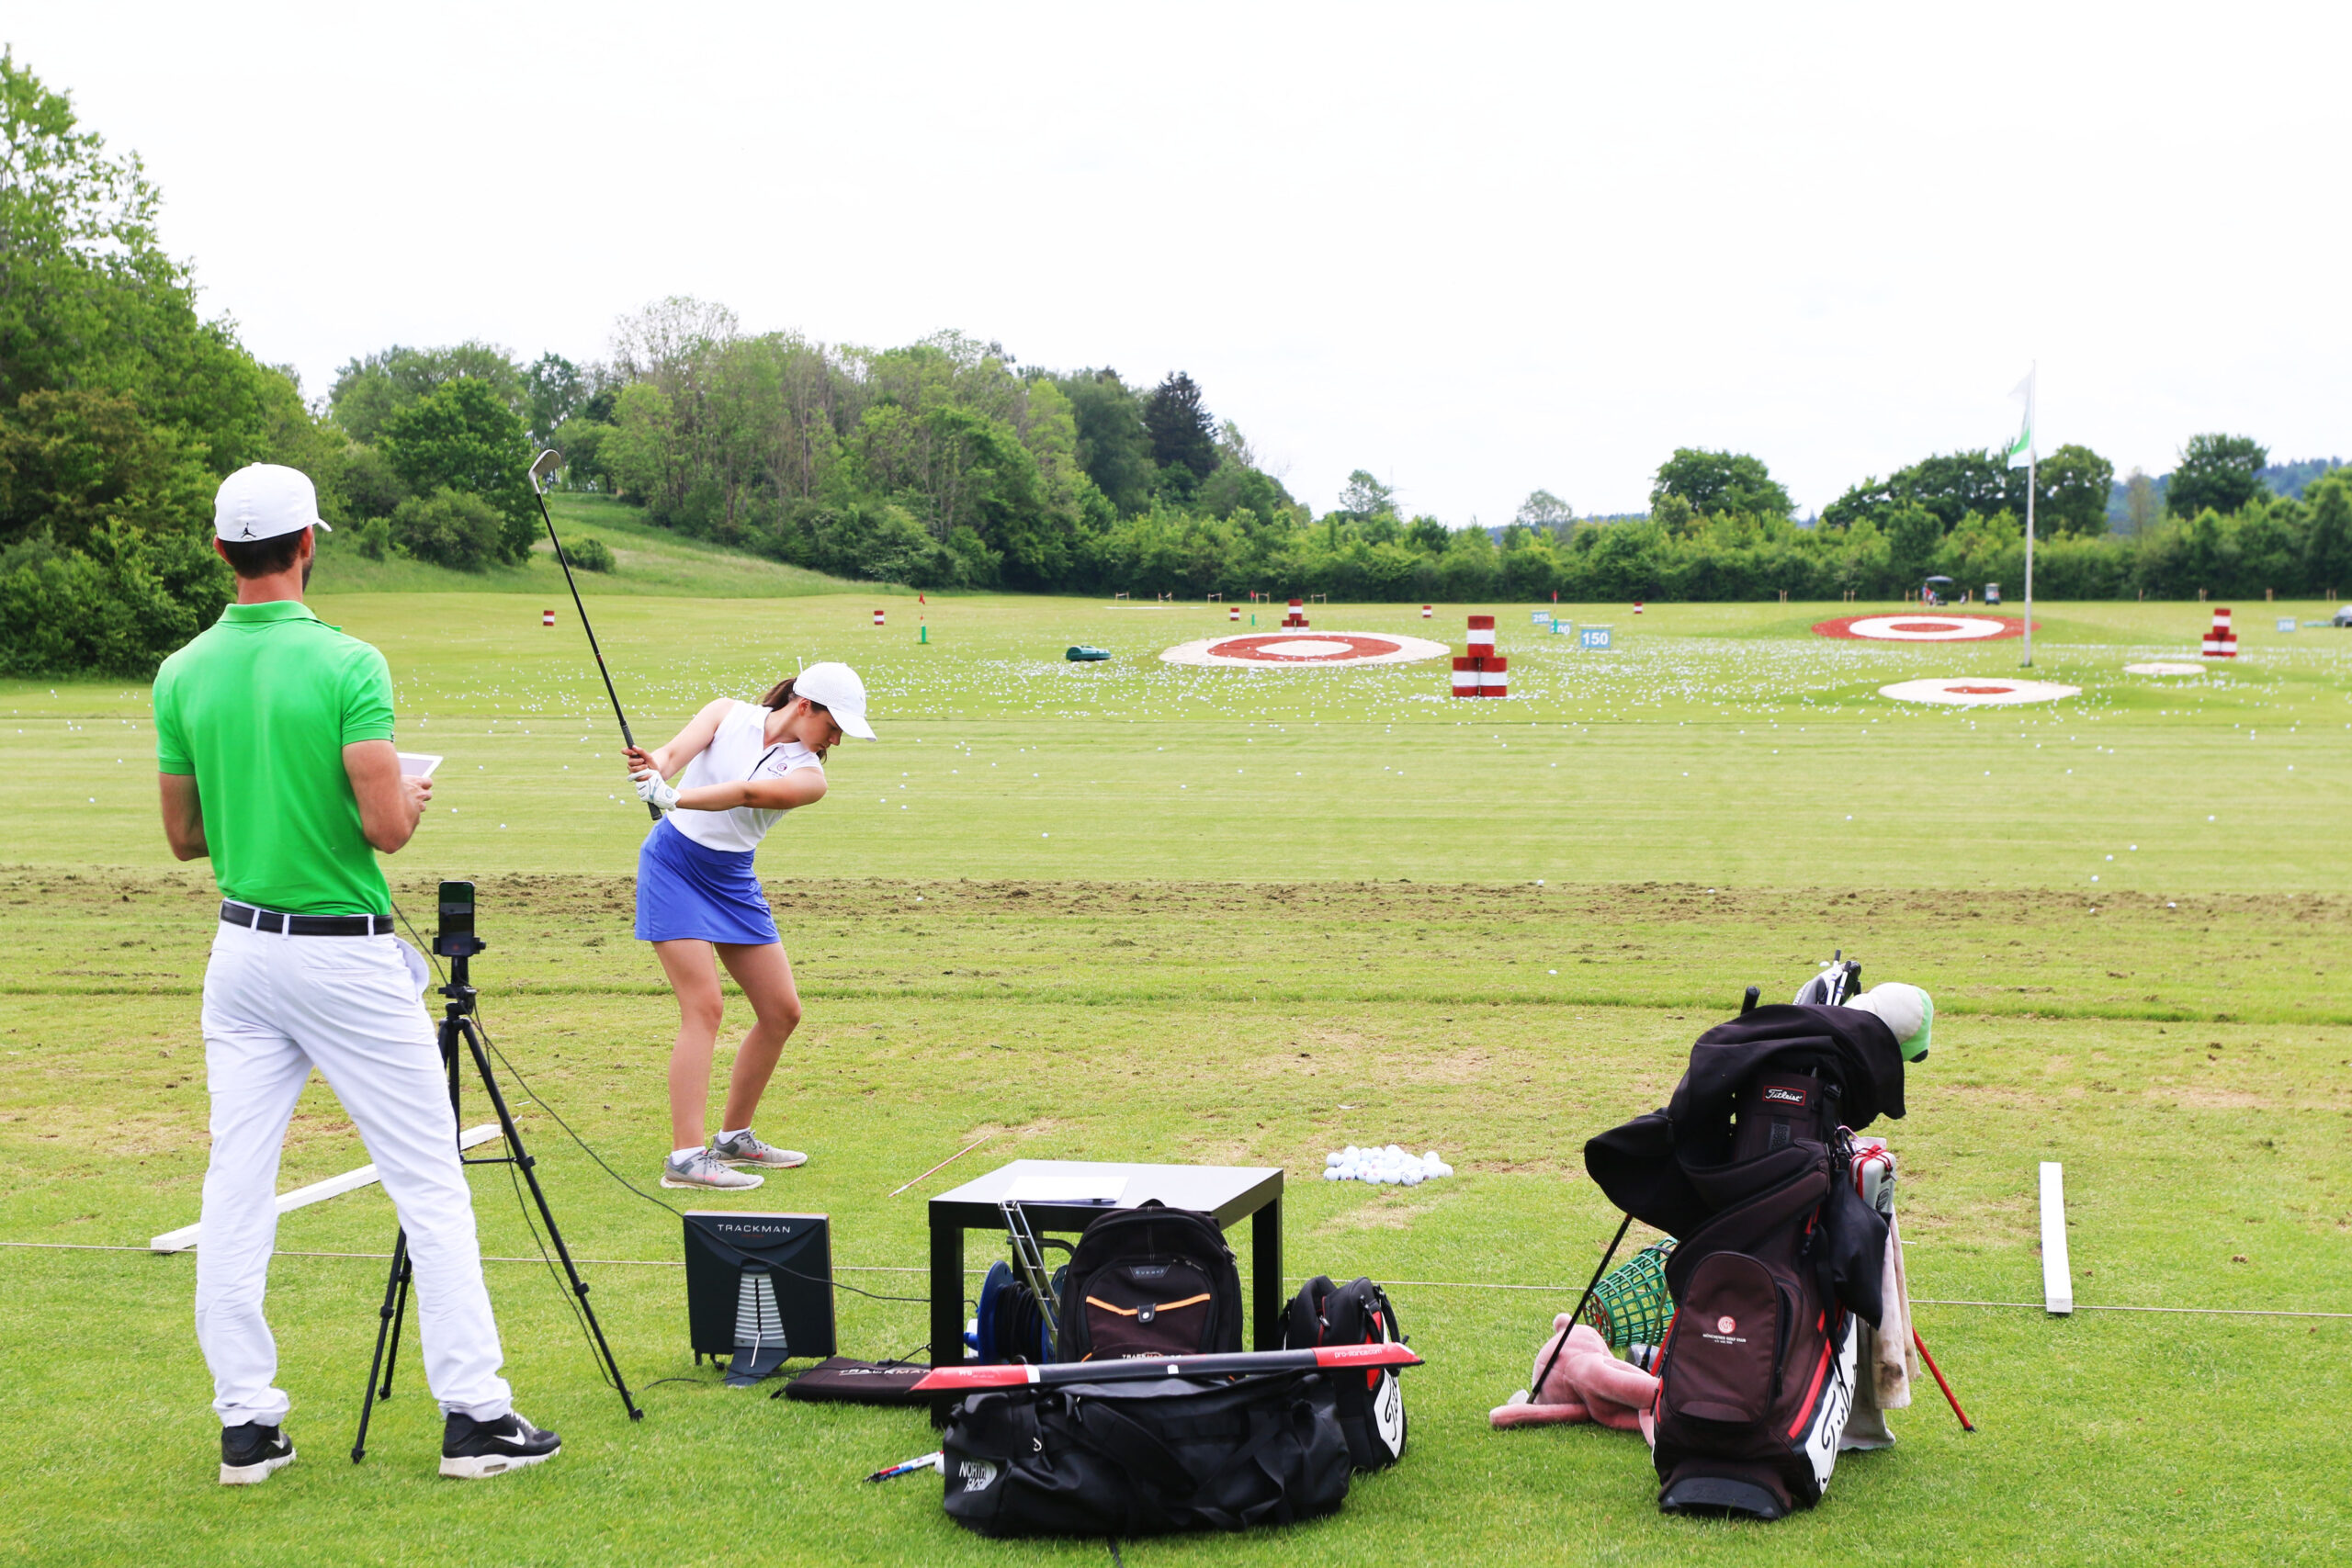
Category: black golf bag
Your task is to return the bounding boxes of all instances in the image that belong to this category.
[1283,1276,1408,1470]
[1585,1002,1905,1521]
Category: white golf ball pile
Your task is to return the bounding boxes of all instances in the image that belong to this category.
[1324,1145,1453,1186]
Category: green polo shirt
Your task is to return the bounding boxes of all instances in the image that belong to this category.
[153,600,397,915]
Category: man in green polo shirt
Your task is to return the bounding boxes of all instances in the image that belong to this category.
[154,463,560,1484]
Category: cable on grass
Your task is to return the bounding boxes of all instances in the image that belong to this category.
[392,895,932,1307]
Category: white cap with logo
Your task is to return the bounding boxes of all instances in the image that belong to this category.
[214,464,332,542]
[794,661,876,739]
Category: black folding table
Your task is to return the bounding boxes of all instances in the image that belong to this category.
[928,1158,1285,1376]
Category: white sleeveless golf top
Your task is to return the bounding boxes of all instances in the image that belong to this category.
[669,700,824,853]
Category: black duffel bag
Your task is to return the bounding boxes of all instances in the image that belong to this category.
[942,1370,1352,1536]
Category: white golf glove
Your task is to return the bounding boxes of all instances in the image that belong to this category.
[633,769,680,814]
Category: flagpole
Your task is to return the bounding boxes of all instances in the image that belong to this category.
[2022,364,2036,670]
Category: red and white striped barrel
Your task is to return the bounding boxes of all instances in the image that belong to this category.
[2202,605,2235,657]
[1283,596,1308,627]
[1451,656,1480,697]
[542,609,555,627]
[1228,605,1240,622]
[1421,604,1432,619]
[873,608,887,627]
[1633,601,1645,615]
[1466,614,1495,654]
[1479,656,1509,697]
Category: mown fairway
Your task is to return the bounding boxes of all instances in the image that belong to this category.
[2,591,2347,1566]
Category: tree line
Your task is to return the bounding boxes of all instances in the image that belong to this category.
[4,50,2346,679]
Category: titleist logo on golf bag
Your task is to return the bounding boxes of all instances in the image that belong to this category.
[1585,1002,1905,1522]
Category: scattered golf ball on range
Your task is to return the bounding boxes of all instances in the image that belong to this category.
[1324,1145,1453,1186]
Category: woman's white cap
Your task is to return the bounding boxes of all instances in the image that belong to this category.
[795,661,875,739]
[215,464,331,541]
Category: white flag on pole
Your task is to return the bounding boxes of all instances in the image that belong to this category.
[2005,368,2036,468]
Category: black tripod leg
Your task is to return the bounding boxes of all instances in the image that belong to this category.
[459,1018,643,1421]
[380,1248,413,1397]
[352,1230,412,1463]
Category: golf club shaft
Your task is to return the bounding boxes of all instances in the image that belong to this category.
[531,482,658,820]
[913,1341,1421,1393]
[1529,1211,1633,1400]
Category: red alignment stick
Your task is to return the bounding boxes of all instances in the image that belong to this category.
[914,1342,1422,1393]
[1911,1326,1974,1432]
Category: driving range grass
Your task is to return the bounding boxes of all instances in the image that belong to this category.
[1,592,2347,1565]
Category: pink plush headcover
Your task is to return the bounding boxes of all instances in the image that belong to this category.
[1489,1317,1658,1436]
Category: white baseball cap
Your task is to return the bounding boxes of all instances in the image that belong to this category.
[794,661,875,739]
[214,463,331,542]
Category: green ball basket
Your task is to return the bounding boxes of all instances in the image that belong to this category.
[1578,1238,1678,1351]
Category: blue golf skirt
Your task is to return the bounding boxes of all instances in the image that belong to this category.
[634,817,780,946]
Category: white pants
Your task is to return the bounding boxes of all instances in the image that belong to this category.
[197,919,512,1427]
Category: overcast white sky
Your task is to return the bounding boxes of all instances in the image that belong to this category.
[13,3,2348,520]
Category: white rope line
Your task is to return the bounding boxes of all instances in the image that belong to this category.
[7,1241,2346,1317]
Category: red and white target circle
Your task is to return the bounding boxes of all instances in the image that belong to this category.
[1879,677,2079,706]
[1159,631,1449,668]
[1814,615,2030,642]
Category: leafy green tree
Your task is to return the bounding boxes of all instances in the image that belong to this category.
[1651,448,1793,520]
[1059,370,1152,514]
[562,534,615,572]
[378,379,537,562]
[0,51,335,672]
[1885,502,1943,582]
[0,388,214,550]
[388,488,505,571]
[1334,469,1396,522]
[2306,475,2352,593]
[330,343,523,445]
[523,353,586,443]
[1195,461,1292,522]
[2168,434,2267,518]
[1516,490,1574,527]
[2034,444,2115,536]
[1406,515,1450,554]
[1144,372,1216,479]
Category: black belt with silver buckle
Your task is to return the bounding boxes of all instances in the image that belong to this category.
[220,901,394,937]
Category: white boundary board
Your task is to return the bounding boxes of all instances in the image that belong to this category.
[2040,1160,2074,1314]
[150,1124,502,1253]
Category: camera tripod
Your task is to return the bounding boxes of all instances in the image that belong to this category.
[351,908,641,1461]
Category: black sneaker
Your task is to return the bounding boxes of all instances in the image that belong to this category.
[220,1421,295,1485]
[439,1410,560,1479]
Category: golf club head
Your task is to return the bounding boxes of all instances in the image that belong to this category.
[528,448,563,493]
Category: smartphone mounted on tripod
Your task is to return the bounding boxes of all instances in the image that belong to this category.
[435,880,485,961]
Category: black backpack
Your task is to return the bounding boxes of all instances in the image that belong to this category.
[1055,1204,1244,1362]
[1282,1276,1408,1470]
[942,1370,1352,1536]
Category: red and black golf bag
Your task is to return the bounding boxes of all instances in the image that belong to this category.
[1585,1001,1905,1521]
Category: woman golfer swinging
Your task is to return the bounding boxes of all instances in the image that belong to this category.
[625,660,874,1190]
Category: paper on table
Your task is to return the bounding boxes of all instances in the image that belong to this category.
[398,752,443,778]
[1002,1174,1127,1205]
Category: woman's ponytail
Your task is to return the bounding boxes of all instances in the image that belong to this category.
[760,676,797,709]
